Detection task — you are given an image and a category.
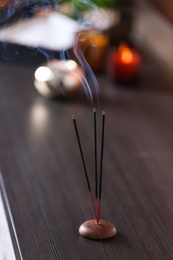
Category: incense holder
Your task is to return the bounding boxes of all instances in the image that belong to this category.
[79,219,117,240]
[34,59,83,98]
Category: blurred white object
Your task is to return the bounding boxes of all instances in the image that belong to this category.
[34,59,84,98]
[0,193,16,260]
[0,12,79,50]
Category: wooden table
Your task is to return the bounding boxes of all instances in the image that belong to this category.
[0,55,173,260]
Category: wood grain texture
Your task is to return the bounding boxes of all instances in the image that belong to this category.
[0,57,173,260]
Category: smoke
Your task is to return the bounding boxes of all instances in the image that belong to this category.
[71,0,97,25]
[71,0,101,104]
[0,0,103,104]
[72,32,99,104]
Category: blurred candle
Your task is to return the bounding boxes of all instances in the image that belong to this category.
[75,30,109,71]
[109,44,141,85]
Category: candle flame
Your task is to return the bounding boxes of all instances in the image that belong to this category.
[121,49,133,64]
[118,44,133,64]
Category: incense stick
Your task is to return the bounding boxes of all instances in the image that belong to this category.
[72,111,106,223]
[97,111,106,223]
[72,115,95,217]
[74,111,117,240]
[93,108,98,198]
[93,108,99,223]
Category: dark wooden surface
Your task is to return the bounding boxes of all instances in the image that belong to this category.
[0,55,173,260]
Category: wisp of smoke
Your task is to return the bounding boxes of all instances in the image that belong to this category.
[70,0,102,104]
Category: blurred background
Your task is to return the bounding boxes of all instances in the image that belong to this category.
[0,0,172,96]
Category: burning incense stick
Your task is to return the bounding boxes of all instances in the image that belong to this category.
[93,108,100,223]
[72,111,106,223]
[73,111,117,239]
[97,111,106,223]
[72,115,95,217]
[99,111,105,199]
[93,108,98,199]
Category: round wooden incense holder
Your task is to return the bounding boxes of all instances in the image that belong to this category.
[79,219,117,239]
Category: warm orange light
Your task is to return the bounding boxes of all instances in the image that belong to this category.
[0,0,11,8]
[121,49,133,64]
[118,44,133,64]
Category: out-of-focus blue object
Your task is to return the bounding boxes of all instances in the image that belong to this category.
[0,0,59,26]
